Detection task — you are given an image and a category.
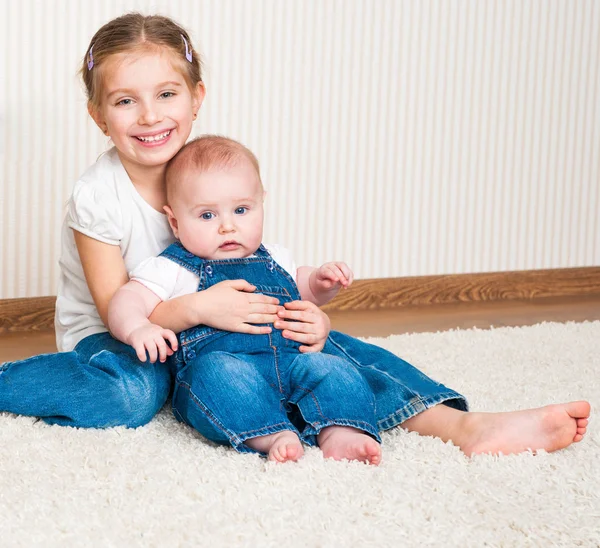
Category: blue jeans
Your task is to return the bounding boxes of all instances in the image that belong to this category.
[324,331,468,430]
[0,332,171,428]
[172,332,380,454]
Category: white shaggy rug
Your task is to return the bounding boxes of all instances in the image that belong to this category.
[1,321,599,547]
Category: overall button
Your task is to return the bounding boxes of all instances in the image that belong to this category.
[205,265,213,276]
[187,349,196,359]
[267,260,275,271]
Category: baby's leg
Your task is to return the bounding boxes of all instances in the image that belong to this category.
[288,352,382,465]
[245,430,304,463]
[172,351,302,460]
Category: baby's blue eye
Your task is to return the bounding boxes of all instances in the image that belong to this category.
[234,207,247,215]
[201,212,214,220]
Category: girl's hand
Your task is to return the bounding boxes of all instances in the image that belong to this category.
[201,279,282,334]
[312,262,354,292]
[128,324,178,363]
[274,300,331,353]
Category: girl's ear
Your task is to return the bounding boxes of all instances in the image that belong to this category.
[164,205,179,238]
[88,102,109,136]
[192,82,206,117]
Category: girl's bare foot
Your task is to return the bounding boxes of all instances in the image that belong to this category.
[402,400,591,457]
[245,430,304,463]
[459,401,591,456]
[317,426,382,465]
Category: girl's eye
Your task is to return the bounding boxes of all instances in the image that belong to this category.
[234,207,247,215]
[160,92,175,99]
[116,98,133,106]
[201,212,214,220]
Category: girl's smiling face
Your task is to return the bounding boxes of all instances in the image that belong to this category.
[90,51,204,174]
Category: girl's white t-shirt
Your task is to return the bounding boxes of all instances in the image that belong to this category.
[55,148,175,352]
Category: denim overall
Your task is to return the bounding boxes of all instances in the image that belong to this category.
[165,242,381,454]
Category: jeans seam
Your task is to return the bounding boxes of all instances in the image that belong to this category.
[324,336,362,366]
[175,379,242,446]
[237,421,296,437]
[302,419,382,444]
[295,386,326,420]
[268,332,285,397]
[377,391,469,431]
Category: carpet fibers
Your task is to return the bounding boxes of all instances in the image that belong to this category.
[1,321,599,547]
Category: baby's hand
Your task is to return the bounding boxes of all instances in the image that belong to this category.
[313,262,354,291]
[127,324,178,363]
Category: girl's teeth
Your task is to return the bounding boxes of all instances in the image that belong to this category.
[137,131,170,142]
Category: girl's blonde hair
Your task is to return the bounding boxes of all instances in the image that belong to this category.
[80,13,203,108]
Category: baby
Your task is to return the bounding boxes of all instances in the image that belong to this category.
[109,135,382,464]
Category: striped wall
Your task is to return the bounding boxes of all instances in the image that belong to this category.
[1,0,599,298]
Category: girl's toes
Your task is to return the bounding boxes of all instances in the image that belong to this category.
[573,434,583,442]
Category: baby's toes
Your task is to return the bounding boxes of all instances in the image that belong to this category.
[268,446,285,462]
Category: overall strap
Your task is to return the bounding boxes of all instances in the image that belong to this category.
[159,241,205,275]
[254,244,270,258]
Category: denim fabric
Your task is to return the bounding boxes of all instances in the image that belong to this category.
[165,242,380,454]
[164,242,467,455]
[0,332,171,428]
[323,331,468,431]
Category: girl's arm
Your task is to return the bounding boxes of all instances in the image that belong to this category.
[275,300,331,353]
[74,231,129,327]
[149,279,282,334]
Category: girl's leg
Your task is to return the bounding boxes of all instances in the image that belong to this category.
[0,332,171,428]
[402,400,591,456]
[325,331,590,456]
[172,350,303,462]
[324,331,468,429]
[287,352,382,465]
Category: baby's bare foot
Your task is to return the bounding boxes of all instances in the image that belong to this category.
[318,426,382,465]
[460,401,591,456]
[268,431,304,463]
[245,430,304,463]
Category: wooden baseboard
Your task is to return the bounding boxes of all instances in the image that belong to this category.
[322,266,600,311]
[1,267,599,332]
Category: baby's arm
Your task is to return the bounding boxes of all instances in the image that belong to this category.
[108,281,177,363]
[295,262,354,306]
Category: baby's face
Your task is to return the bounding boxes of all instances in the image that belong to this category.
[167,160,265,259]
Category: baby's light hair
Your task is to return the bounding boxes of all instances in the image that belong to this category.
[80,13,203,108]
[165,135,262,204]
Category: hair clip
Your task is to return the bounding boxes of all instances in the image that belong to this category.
[87,45,94,70]
[181,34,193,63]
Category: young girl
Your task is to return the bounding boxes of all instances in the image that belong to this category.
[0,13,327,428]
[0,13,590,458]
